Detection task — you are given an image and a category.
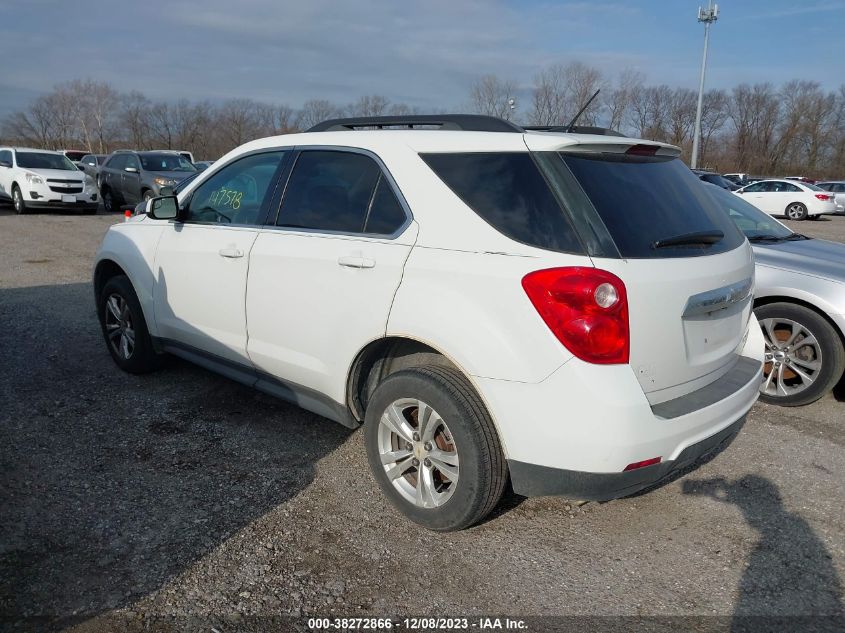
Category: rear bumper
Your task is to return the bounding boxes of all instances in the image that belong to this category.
[508,413,746,500]
[475,318,764,498]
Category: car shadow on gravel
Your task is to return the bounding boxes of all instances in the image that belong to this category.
[683,475,844,630]
[0,283,351,632]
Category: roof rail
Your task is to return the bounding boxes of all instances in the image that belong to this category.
[523,125,626,137]
[307,114,524,133]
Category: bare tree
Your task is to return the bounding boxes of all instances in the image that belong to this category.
[347,95,392,117]
[698,89,729,167]
[297,99,341,130]
[666,88,697,150]
[530,62,603,126]
[605,68,644,133]
[119,91,152,149]
[469,75,518,120]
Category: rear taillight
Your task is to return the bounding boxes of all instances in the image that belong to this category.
[815,194,831,201]
[522,267,629,364]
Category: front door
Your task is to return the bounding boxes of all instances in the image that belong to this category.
[153,150,289,365]
[246,149,417,403]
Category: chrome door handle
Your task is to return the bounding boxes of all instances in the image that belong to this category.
[337,255,375,269]
[218,247,244,258]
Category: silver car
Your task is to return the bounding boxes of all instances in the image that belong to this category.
[706,184,845,405]
[816,181,845,215]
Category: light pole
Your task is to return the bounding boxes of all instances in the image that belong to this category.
[691,2,718,169]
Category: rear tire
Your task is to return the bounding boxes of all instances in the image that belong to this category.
[364,365,507,531]
[98,275,163,374]
[102,187,117,213]
[12,185,27,215]
[757,302,845,406]
[785,202,808,221]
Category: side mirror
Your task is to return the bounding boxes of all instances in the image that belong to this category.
[124,166,139,173]
[0,160,11,168]
[77,164,85,171]
[147,195,179,220]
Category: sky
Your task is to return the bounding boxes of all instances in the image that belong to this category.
[0,0,843,118]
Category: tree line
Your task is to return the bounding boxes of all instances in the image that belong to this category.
[2,66,844,177]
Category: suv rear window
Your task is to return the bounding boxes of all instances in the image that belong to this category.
[558,153,744,258]
[421,153,584,254]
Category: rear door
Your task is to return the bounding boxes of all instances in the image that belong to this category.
[550,150,753,403]
[769,180,802,215]
[153,150,289,365]
[101,154,125,192]
[246,148,417,403]
[123,154,142,203]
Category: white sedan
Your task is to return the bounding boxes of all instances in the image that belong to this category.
[734,179,837,220]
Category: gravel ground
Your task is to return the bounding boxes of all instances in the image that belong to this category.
[1,207,843,633]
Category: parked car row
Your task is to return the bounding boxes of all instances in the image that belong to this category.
[734,178,841,219]
[0,146,99,214]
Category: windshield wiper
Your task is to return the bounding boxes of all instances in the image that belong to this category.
[651,230,724,249]
[748,233,811,243]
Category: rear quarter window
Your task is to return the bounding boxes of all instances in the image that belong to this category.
[559,154,745,258]
[421,152,584,254]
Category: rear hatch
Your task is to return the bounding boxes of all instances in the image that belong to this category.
[526,135,753,403]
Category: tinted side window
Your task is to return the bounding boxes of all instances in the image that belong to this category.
[364,176,407,234]
[0,150,11,164]
[834,184,845,193]
[743,181,767,193]
[107,155,127,170]
[277,151,380,233]
[126,155,141,170]
[559,153,744,258]
[187,151,285,226]
[421,152,583,253]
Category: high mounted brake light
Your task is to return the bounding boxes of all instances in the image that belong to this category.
[625,144,660,156]
[522,267,629,364]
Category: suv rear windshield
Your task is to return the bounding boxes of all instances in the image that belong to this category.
[422,151,744,259]
[560,153,744,258]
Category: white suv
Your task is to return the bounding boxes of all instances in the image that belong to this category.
[0,147,99,214]
[93,115,764,530]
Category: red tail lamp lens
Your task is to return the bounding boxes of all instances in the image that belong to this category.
[522,267,629,364]
[815,194,831,201]
[623,457,662,472]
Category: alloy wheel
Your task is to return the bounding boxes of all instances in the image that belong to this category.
[786,204,806,220]
[104,293,135,360]
[377,398,460,508]
[760,317,822,398]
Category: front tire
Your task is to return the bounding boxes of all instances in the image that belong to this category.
[143,189,154,202]
[364,365,507,531]
[98,275,162,374]
[12,185,27,215]
[785,202,808,221]
[757,302,845,406]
